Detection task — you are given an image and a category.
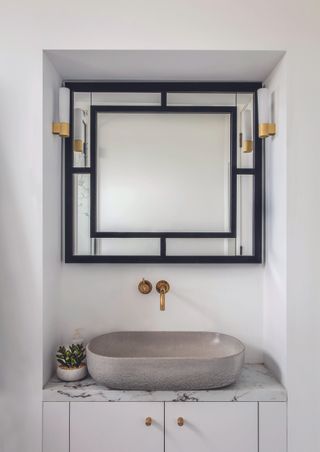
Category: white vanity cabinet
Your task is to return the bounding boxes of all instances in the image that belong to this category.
[70,402,164,452]
[43,402,69,452]
[165,402,257,452]
[42,366,287,452]
[66,402,258,452]
[43,401,286,452]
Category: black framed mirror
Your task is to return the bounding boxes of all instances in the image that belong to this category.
[64,82,263,263]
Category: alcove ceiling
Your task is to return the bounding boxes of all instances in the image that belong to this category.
[46,50,285,81]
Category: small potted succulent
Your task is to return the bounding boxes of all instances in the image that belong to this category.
[56,344,87,382]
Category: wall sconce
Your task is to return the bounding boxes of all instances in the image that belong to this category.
[52,87,70,137]
[257,87,276,138]
[241,109,253,153]
[73,108,84,152]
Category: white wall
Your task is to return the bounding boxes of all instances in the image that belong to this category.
[1,1,320,452]
[43,54,62,385]
[263,57,287,384]
[59,264,263,363]
[0,38,43,452]
[286,44,320,452]
[60,86,263,362]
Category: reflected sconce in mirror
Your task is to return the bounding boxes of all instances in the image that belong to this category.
[52,87,70,137]
[73,108,84,152]
[241,109,253,153]
[257,87,276,138]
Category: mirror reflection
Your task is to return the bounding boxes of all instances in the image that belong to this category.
[96,112,231,233]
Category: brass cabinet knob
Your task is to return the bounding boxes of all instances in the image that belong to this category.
[177,417,184,427]
[145,417,152,426]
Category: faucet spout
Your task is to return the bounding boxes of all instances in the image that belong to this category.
[156,280,170,312]
[160,290,166,311]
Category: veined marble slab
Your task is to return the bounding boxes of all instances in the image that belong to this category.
[43,364,286,403]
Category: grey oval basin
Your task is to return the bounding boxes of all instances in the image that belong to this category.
[87,331,245,390]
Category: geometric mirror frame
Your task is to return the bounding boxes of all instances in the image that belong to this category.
[64,82,263,263]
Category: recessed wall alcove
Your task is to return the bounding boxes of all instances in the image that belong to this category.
[43,49,286,388]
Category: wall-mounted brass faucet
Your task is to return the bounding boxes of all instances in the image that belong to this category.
[156,280,170,311]
[138,278,170,311]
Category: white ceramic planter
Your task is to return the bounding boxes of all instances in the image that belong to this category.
[57,363,87,382]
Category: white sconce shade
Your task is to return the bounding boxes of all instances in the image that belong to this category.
[257,88,270,124]
[242,109,253,153]
[257,87,276,138]
[73,108,84,152]
[58,87,70,137]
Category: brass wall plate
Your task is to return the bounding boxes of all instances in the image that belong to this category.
[138,279,152,294]
[156,280,170,294]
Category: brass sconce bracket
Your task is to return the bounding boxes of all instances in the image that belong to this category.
[258,123,276,138]
[52,122,70,137]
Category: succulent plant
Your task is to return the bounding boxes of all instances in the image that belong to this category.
[56,344,86,369]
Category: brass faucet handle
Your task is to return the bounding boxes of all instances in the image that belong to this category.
[138,278,152,294]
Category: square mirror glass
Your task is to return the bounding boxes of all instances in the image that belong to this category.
[96,112,232,233]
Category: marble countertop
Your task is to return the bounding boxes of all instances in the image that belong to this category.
[43,364,286,402]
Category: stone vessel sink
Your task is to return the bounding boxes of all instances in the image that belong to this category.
[87,331,245,390]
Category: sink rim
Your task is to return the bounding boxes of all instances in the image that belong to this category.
[86,331,245,361]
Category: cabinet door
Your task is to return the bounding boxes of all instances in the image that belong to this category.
[259,402,286,452]
[165,402,257,452]
[43,402,69,452]
[70,402,164,452]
